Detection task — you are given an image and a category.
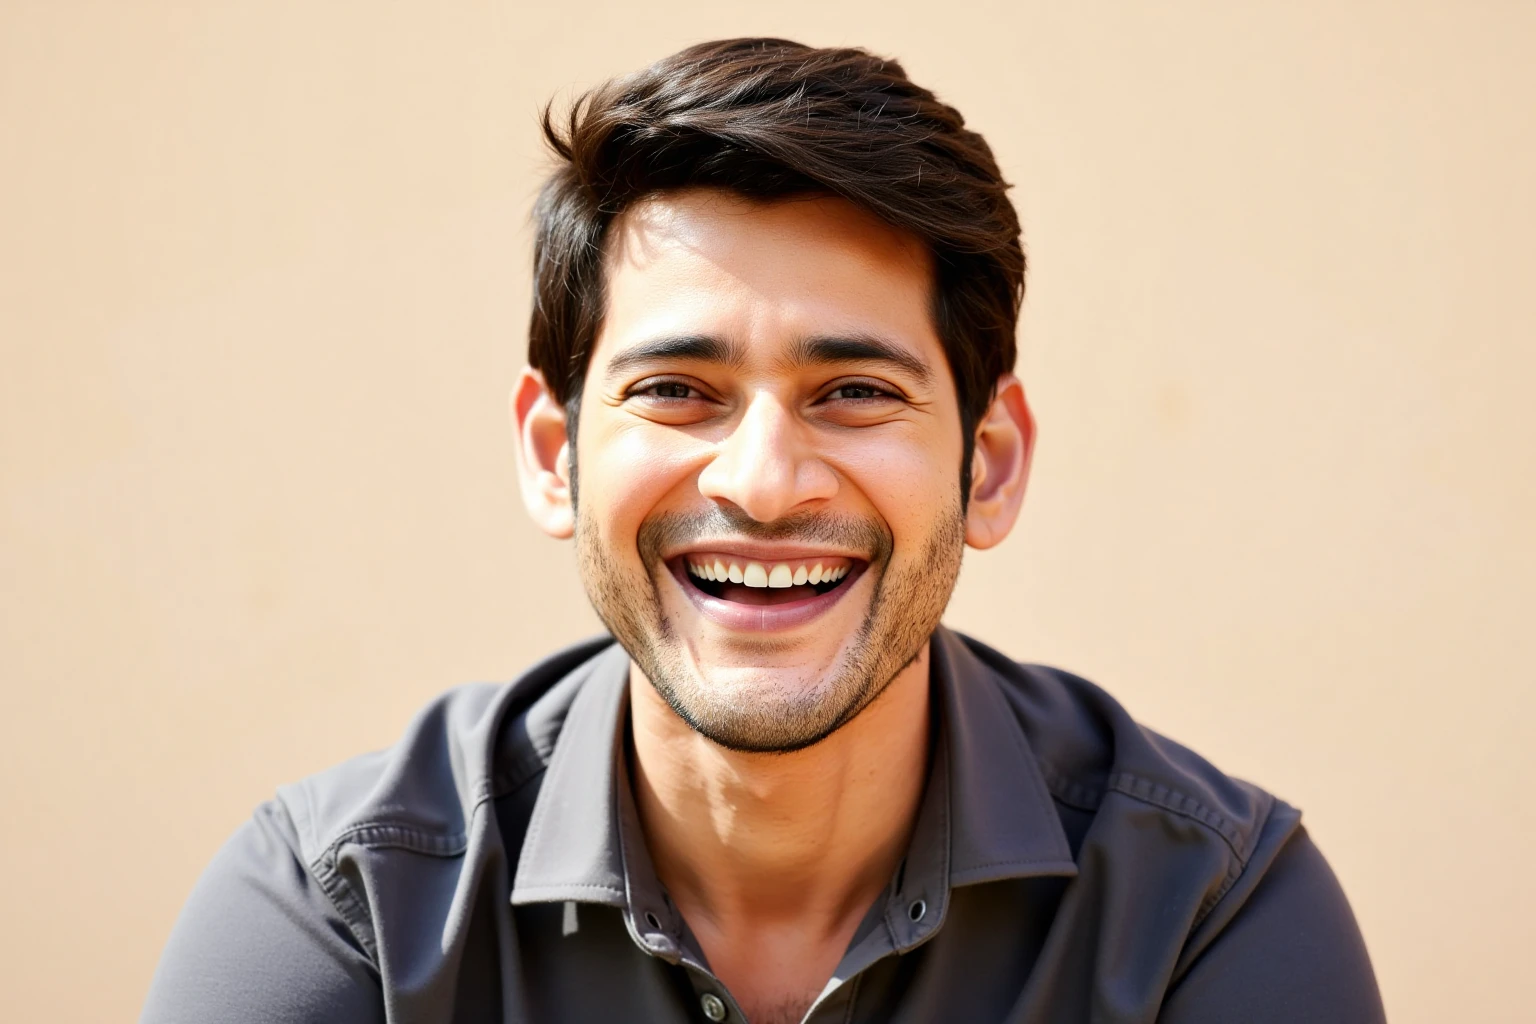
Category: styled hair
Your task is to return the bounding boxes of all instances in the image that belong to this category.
[528,37,1024,500]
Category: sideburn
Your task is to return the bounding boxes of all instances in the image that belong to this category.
[563,390,582,513]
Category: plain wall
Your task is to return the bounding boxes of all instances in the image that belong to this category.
[3,2,1531,1020]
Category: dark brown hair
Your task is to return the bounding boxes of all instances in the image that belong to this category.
[529,37,1024,502]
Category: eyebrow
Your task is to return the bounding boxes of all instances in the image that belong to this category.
[603,331,935,388]
[782,333,935,387]
[602,334,748,382]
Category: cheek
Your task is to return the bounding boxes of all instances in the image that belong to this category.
[580,421,703,545]
[831,429,962,545]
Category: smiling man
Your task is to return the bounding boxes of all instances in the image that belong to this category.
[143,38,1385,1024]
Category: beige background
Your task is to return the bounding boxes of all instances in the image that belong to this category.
[3,1,1531,1020]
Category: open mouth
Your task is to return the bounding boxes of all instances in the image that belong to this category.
[667,552,866,628]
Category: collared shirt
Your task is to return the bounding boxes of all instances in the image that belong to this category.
[141,628,1385,1023]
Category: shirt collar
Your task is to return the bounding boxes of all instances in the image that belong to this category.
[929,626,1077,886]
[508,641,632,907]
[508,627,1077,930]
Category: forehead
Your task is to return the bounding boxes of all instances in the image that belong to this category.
[593,189,940,366]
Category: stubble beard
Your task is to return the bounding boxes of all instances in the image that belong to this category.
[576,499,966,753]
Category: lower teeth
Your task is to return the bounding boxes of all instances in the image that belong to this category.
[689,575,843,600]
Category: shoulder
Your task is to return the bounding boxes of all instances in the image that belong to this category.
[143,637,622,1021]
[944,631,1382,1016]
[273,635,617,875]
[945,629,1298,926]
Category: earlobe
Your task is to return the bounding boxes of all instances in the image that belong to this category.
[965,373,1036,550]
[511,367,575,539]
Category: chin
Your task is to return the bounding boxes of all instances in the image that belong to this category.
[683,623,860,681]
[641,639,891,753]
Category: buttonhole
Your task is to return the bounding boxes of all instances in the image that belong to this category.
[644,910,662,931]
[908,899,927,922]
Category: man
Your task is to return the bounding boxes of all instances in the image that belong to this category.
[143,38,1385,1023]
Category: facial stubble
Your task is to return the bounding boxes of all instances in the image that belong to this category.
[576,499,966,753]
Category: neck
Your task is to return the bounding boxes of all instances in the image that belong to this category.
[627,645,932,937]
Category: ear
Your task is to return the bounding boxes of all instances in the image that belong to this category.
[965,373,1036,550]
[511,366,574,539]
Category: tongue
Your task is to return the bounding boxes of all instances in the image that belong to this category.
[717,582,810,606]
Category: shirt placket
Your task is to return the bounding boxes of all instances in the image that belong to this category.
[612,732,955,1024]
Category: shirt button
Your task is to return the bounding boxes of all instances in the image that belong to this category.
[700,992,728,1021]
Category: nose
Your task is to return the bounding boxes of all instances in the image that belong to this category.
[696,392,839,522]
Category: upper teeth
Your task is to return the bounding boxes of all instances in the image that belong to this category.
[688,559,850,588]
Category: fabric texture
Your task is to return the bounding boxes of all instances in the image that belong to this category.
[140,628,1384,1023]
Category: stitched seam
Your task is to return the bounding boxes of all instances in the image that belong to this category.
[310,855,380,962]
[951,862,1077,888]
[950,861,1075,887]
[1041,761,1260,864]
[1038,761,1106,811]
[284,640,619,968]
[886,749,951,956]
[277,794,379,966]
[319,822,469,861]
[953,854,1075,872]
[1105,772,1251,862]
[1192,857,1246,929]
[1039,766,1258,932]
[512,883,625,898]
[308,800,495,962]
[1189,794,1282,931]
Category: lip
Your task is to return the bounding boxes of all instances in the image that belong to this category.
[666,558,869,633]
[663,540,869,564]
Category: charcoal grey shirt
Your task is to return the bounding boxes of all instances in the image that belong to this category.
[141,628,1385,1023]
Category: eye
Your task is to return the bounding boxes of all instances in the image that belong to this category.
[627,378,701,401]
[825,381,897,402]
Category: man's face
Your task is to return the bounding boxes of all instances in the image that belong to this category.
[572,189,969,752]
